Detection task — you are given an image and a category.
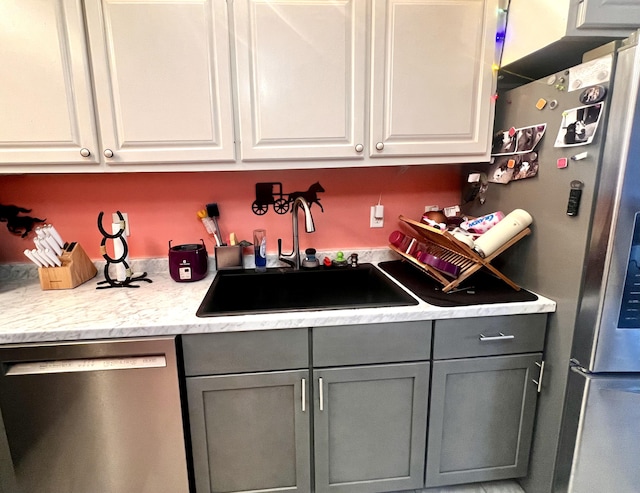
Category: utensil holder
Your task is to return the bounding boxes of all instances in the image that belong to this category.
[215,245,243,270]
[38,243,97,290]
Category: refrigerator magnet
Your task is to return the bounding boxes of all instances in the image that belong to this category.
[536,98,547,110]
[571,152,589,161]
[557,157,568,169]
[579,86,607,105]
[554,104,604,148]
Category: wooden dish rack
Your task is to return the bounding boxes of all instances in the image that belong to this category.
[390,215,531,293]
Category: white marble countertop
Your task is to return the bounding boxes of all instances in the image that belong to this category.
[0,250,556,344]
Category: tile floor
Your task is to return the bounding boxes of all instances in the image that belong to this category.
[408,479,525,493]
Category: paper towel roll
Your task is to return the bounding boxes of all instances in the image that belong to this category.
[473,209,532,258]
[112,223,130,281]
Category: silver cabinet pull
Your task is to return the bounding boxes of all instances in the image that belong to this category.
[80,148,91,157]
[532,360,545,393]
[104,149,114,158]
[479,332,515,341]
[375,142,384,151]
[302,378,306,412]
[355,143,364,152]
[319,377,324,411]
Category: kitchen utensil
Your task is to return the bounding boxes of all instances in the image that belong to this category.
[206,203,225,246]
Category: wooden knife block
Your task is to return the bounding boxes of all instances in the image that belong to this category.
[38,243,97,290]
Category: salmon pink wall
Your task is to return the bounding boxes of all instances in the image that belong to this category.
[0,166,460,263]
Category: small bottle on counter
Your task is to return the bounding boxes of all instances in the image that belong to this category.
[473,209,533,258]
[302,248,320,269]
[253,229,267,272]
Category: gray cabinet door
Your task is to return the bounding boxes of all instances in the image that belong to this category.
[314,362,429,493]
[425,353,542,487]
[187,370,311,493]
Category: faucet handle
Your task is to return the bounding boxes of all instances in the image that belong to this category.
[277,238,295,268]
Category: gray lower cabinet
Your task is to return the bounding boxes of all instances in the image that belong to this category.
[182,317,545,492]
[425,315,547,487]
[183,329,311,493]
[312,322,432,493]
[186,370,311,493]
[183,322,433,493]
[313,363,430,493]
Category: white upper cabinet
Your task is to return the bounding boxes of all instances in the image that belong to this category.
[84,0,235,165]
[233,0,367,161]
[502,0,640,68]
[0,0,99,168]
[1,0,501,171]
[369,0,498,161]
[576,0,640,30]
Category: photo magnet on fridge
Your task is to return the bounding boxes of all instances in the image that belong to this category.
[488,152,540,184]
[492,124,547,156]
[554,103,603,148]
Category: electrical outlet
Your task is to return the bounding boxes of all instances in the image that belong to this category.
[370,205,384,228]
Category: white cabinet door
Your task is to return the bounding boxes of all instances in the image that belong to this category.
[0,0,99,167]
[84,0,235,165]
[233,0,366,162]
[370,0,497,160]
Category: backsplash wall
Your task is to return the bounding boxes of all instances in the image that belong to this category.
[0,166,460,263]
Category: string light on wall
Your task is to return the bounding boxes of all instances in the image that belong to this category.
[492,0,511,99]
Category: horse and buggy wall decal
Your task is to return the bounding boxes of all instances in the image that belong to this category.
[251,182,325,215]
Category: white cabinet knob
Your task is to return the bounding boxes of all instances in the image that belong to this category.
[104,149,114,158]
[355,144,364,153]
[80,148,91,157]
[375,142,384,151]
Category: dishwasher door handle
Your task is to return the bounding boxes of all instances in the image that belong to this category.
[5,355,167,375]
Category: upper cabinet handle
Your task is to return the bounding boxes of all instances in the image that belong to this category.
[80,148,91,157]
[104,149,114,158]
[355,144,364,153]
[375,142,384,151]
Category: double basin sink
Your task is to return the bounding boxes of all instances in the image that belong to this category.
[196,263,418,317]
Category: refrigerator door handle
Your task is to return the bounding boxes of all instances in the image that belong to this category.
[532,360,545,393]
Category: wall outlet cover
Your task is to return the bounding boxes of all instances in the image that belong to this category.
[370,206,384,228]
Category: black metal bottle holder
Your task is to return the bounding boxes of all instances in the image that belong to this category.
[96,211,152,289]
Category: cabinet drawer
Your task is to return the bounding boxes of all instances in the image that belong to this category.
[182,329,308,376]
[313,322,432,367]
[433,314,547,360]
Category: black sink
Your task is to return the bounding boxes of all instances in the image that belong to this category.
[196,263,418,317]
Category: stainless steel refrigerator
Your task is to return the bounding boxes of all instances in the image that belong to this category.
[465,31,640,493]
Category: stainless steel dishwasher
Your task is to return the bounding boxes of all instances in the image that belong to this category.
[0,337,190,493]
